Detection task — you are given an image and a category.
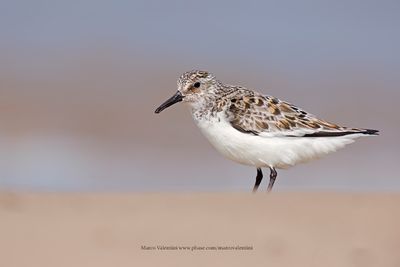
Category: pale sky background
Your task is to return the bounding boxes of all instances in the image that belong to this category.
[0,0,399,191]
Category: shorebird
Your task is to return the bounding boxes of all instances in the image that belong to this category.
[155,70,378,192]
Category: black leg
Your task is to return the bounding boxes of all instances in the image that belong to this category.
[267,167,277,192]
[252,168,263,193]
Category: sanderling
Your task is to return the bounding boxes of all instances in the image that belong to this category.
[155,70,378,192]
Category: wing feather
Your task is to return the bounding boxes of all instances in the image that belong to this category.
[225,91,370,137]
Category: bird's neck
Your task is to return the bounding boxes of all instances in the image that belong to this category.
[189,83,235,121]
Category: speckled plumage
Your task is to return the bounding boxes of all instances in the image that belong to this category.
[155,70,378,192]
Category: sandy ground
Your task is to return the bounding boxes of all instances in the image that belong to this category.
[1,192,399,267]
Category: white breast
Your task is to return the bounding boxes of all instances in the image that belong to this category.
[193,114,358,169]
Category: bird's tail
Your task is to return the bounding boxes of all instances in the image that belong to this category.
[360,129,379,135]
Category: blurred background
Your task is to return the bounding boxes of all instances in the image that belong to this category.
[0,0,399,192]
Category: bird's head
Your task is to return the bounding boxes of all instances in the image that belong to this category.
[155,70,218,113]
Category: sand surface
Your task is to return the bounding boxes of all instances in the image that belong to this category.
[1,192,399,267]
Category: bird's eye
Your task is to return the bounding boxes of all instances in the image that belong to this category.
[193,82,201,88]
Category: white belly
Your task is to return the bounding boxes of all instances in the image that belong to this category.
[194,116,357,169]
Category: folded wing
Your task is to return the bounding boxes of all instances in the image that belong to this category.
[226,91,378,137]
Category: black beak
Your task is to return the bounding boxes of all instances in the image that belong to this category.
[155,91,183,114]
